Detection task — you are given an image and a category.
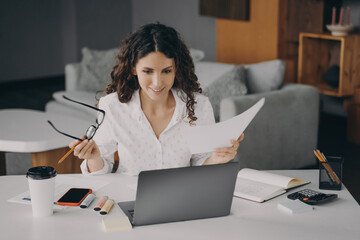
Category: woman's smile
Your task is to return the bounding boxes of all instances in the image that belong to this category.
[150,87,165,94]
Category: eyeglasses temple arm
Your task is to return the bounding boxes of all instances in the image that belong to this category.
[62,95,105,114]
[47,120,84,141]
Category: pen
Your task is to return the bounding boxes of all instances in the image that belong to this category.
[313,150,341,184]
[22,197,57,205]
[314,150,338,183]
[319,151,341,184]
[313,150,334,184]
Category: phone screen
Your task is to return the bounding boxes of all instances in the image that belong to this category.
[57,188,92,205]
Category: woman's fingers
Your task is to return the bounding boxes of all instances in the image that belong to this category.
[231,140,239,149]
[78,140,94,159]
[209,135,244,165]
[69,139,80,149]
[216,143,238,153]
[238,133,245,142]
[214,147,237,159]
[212,152,233,164]
[74,139,89,158]
[69,135,86,148]
[231,134,244,150]
[215,148,237,155]
[75,140,100,160]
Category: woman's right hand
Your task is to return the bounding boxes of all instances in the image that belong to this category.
[69,135,101,161]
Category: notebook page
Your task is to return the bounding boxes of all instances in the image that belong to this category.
[234,178,285,202]
[237,168,295,189]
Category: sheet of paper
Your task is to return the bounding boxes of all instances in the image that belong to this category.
[238,168,294,189]
[181,98,265,154]
[7,175,110,208]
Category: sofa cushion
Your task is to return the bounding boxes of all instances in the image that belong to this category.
[77,47,204,93]
[244,59,286,93]
[195,62,247,122]
[78,47,119,92]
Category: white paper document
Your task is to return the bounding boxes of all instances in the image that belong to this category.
[181,98,265,154]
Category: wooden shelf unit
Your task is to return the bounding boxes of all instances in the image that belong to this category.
[298,32,360,97]
[217,0,325,83]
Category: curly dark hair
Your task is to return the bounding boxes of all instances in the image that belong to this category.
[106,23,202,124]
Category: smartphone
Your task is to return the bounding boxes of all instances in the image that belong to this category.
[57,188,92,206]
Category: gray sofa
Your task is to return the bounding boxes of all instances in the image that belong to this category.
[45,47,320,170]
[221,84,319,169]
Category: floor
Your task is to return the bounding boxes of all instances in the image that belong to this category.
[0,77,359,204]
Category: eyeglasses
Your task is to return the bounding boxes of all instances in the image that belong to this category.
[47,95,105,141]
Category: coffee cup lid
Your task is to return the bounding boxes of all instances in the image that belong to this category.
[26,166,57,180]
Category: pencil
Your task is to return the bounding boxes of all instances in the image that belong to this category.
[58,141,81,164]
[313,150,341,184]
[313,150,334,185]
[319,151,341,184]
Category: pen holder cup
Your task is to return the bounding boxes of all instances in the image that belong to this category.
[319,156,343,191]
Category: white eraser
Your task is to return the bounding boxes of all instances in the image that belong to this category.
[102,217,132,232]
[278,199,314,214]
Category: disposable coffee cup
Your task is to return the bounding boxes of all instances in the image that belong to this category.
[26,166,57,217]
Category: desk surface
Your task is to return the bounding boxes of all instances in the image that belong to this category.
[0,109,92,152]
[1,170,359,240]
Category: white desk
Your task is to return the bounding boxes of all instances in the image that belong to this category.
[1,170,359,240]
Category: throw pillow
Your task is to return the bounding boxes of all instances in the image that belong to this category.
[245,59,286,93]
[78,47,120,92]
[202,65,247,122]
[77,47,203,93]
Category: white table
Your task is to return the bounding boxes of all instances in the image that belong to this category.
[0,109,93,174]
[0,170,359,240]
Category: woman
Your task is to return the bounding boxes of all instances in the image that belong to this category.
[70,23,244,175]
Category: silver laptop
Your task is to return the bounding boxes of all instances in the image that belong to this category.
[118,162,239,226]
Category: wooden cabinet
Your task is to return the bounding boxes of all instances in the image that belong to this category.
[216,0,324,83]
[347,88,360,144]
[199,0,249,21]
[298,33,360,97]
[298,33,360,144]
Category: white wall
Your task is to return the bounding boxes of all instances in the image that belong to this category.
[132,0,216,61]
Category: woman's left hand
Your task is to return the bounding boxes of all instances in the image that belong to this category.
[203,133,245,165]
